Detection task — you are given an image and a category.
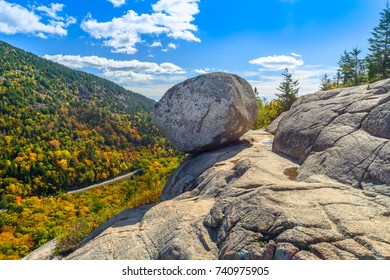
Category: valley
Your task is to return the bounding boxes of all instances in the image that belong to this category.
[0,40,182,259]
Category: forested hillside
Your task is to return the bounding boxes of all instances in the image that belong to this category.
[0,40,172,198]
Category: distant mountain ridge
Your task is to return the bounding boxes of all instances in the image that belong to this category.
[0,40,155,114]
[0,40,164,198]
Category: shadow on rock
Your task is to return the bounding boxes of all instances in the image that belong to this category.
[161,140,253,201]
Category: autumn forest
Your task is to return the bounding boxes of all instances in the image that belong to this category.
[0,40,182,259]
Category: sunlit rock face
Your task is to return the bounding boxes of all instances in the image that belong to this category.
[153,72,258,153]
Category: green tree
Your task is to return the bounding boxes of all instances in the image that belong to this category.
[367,1,390,81]
[333,69,342,87]
[339,50,353,85]
[319,74,333,91]
[252,87,281,129]
[276,68,299,112]
[337,48,366,86]
[350,48,366,85]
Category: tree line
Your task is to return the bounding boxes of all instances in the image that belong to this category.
[320,2,390,90]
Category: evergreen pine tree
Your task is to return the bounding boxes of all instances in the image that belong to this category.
[333,69,342,87]
[275,68,299,112]
[367,1,390,81]
[338,48,366,86]
[350,47,366,85]
[319,74,332,91]
[254,87,259,97]
[339,50,353,85]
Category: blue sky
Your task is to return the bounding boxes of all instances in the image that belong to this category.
[0,0,386,100]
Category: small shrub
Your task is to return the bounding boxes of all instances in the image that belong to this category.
[252,97,281,129]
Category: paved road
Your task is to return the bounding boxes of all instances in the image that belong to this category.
[68,169,142,194]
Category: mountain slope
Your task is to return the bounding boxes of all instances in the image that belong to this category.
[0,40,155,114]
[0,40,168,199]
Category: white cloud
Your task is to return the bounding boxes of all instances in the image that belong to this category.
[246,65,337,100]
[194,67,214,74]
[43,54,185,74]
[107,0,127,7]
[81,10,165,54]
[249,55,304,70]
[150,41,162,47]
[43,54,189,98]
[161,42,177,52]
[152,0,201,42]
[194,69,207,74]
[35,3,75,26]
[103,69,154,82]
[291,52,302,57]
[43,54,187,98]
[168,42,177,49]
[81,0,200,54]
[0,1,75,37]
[35,3,64,20]
[65,17,76,28]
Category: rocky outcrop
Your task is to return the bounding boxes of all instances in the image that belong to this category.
[23,240,57,260]
[25,80,390,260]
[266,111,287,134]
[46,130,388,260]
[272,80,390,196]
[153,72,258,153]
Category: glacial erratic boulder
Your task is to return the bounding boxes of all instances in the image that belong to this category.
[153,72,258,153]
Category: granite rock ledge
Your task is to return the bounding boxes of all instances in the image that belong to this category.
[25,130,390,260]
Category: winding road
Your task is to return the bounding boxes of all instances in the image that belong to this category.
[68,169,142,194]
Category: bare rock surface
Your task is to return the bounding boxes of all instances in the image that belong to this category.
[153,72,258,153]
[272,80,390,196]
[41,130,389,260]
[23,239,58,260]
[65,198,217,260]
[266,111,287,135]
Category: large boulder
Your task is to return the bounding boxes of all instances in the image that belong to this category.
[273,79,390,196]
[153,72,258,153]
